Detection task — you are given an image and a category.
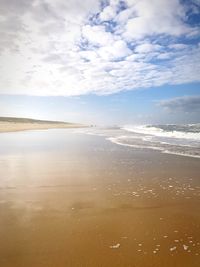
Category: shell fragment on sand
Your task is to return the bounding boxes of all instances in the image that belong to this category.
[109,243,120,249]
[183,245,189,251]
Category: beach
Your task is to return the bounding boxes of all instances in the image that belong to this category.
[0,128,200,267]
[0,120,85,133]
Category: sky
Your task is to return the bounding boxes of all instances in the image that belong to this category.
[0,0,200,125]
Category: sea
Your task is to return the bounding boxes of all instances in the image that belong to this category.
[77,124,200,159]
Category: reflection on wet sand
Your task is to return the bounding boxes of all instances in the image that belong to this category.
[0,130,200,267]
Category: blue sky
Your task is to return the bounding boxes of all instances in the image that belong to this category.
[1,82,199,125]
[0,0,200,125]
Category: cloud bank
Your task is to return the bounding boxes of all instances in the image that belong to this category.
[159,95,200,113]
[0,0,200,96]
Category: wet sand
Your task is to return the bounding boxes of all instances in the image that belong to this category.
[0,129,200,267]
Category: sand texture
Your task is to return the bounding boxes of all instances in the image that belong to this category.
[0,129,200,267]
[0,121,85,133]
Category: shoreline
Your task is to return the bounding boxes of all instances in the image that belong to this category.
[108,136,200,159]
[0,131,200,267]
[0,121,87,133]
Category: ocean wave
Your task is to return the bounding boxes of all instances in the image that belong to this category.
[78,125,200,159]
[107,136,200,159]
[123,125,200,141]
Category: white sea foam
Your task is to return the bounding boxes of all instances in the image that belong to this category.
[123,125,200,141]
[107,137,163,151]
[79,125,200,159]
[162,150,200,159]
[107,136,200,159]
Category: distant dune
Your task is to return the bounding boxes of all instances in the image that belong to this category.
[0,117,86,133]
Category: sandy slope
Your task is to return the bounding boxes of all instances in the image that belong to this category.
[0,121,86,133]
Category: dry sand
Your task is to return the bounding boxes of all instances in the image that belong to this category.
[0,121,85,133]
[0,130,200,267]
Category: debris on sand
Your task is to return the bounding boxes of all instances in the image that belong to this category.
[183,245,189,251]
[170,246,176,252]
[109,243,120,249]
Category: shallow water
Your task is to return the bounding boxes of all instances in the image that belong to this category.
[78,126,200,158]
[0,129,200,267]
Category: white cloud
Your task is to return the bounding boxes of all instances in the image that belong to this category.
[99,5,116,21]
[98,40,131,60]
[123,0,190,40]
[82,24,114,46]
[115,7,134,24]
[0,0,199,96]
[135,43,162,53]
[169,44,188,50]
